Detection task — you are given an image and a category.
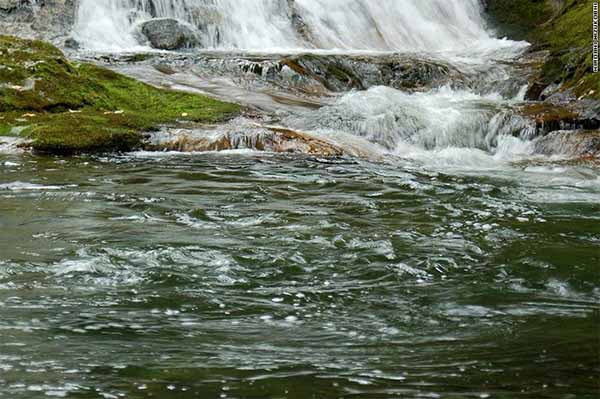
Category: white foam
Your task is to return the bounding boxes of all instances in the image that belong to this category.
[0,182,66,191]
[74,0,522,55]
[288,85,538,167]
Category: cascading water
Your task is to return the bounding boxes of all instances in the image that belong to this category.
[289,87,533,154]
[3,4,599,397]
[73,0,535,166]
[74,0,507,52]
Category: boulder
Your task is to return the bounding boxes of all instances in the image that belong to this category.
[140,18,199,50]
[63,36,80,50]
[534,130,600,159]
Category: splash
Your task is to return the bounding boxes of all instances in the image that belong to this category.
[69,0,543,167]
[74,0,505,52]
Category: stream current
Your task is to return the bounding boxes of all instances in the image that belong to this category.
[1,0,599,398]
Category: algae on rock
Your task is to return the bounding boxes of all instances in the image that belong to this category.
[536,0,599,99]
[0,35,240,154]
[486,0,599,100]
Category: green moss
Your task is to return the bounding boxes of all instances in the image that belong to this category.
[0,35,240,154]
[0,123,12,136]
[520,102,578,120]
[121,52,155,63]
[485,0,555,40]
[539,0,599,98]
[486,0,599,100]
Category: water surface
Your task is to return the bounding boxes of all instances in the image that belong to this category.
[1,152,598,398]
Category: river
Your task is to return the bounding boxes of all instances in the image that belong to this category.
[1,0,599,398]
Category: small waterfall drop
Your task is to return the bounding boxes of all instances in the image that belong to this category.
[72,0,537,165]
[74,0,503,52]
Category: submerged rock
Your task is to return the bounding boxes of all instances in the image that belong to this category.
[140,18,200,50]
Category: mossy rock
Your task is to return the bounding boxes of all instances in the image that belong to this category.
[519,102,600,134]
[488,0,599,100]
[0,35,240,154]
[538,0,599,99]
[484,0,558,40]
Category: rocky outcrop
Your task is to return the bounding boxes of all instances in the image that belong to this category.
[0,35,239,154]
[483,0,564,40]
[195,53,464,97]
[485,0,599,157]
[519,103,600,135]
[534,130,600,158]
[0,0,34,22]
[139,18,200,50]
[278,54,461,93]
[485,0,596,103]
[0,0,76,42]
[485,0,597,101]
[148,125,345,156]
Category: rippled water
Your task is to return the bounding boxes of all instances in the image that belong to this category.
[1,152,598,398]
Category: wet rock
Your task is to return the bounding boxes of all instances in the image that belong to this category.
[109,52,466,100]
[0,0,76,42]
[212,53,465,97]
[574,99,600,128]
[0,0,34,22]
[149,125,345,156]
[534,130,600,158]
[154,64,178,75]
[482,0,565,40]
[519,103,578,134]
[256,126,344,156]
[0,135,30,153]
[140,18,200,50]
[63,36,80,50]
[286,0,317,47]
[523,52,588,101]
[518,103,600,136]
[279,54,461,93]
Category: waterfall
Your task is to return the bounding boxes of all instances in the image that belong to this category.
[74,0,502,52]
[72,0,535,163]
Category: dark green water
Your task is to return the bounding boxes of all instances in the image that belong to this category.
[1,152,599,398]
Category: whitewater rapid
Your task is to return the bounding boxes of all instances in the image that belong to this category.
[68,0,568,168]
[74,0,510,53]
